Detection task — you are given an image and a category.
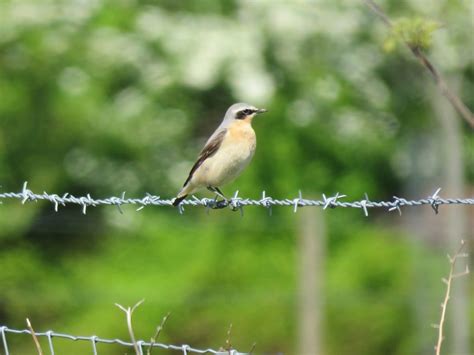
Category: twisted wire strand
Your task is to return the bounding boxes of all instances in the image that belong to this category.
[0,326,244,355]
[0,183,473,216]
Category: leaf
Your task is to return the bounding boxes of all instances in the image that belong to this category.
[383,16,442,52]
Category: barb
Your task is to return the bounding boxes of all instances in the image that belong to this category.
[0,326,248,355]
[364,0,474,128]
[0,183,472,216]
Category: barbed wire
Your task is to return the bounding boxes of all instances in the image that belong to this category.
[0,182,473,216]
[0,326,246,355]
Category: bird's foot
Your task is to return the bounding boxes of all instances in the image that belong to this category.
[213,198,229,209]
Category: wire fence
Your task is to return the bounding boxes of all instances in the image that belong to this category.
[0,182,473,216]
[1,184,472,354]
[0,326,246,355]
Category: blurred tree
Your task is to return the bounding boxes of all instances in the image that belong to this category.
[0,0,472,354]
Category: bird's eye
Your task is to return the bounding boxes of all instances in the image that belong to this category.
[243,109,252,115]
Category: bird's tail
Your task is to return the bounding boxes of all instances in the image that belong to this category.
[172,183,195,206]
[172,194,188,206]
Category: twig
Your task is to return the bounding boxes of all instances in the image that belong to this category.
[248,342,257,354]
[218,323,233,353]
[225,323,233,353]
[26,318,43,355]
[364,0,474,128]
[147,312,170,355]
[433,240,469,355]
[115,299,145,355]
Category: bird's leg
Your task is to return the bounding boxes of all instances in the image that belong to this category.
[207,186,226,199]
[214,187,226,200]
[207,186,216,194]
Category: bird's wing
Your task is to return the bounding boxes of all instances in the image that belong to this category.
[182,128,227,187]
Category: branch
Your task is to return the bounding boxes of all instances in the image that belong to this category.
[225,323,233,352]
[364,0,474,128]
[115,299,145,355]
[26,318,43,355]
[218,323,233,353]
[147,312,170,355]
[433,240,469,355]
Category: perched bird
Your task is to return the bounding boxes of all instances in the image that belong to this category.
[173,103,267,206]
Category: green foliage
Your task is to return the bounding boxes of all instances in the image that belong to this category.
[326,231,415,354]
[0,0,472,354]
[384,17,442,52]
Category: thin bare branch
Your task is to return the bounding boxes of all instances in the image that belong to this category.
[365,0,392,26]
[364,0,474,128]
[435,240,470,355]
[115,299,145,355]
[218,323,233,353]
[147,312,171,355]
[26,318,43,355]
[225,323,233,353]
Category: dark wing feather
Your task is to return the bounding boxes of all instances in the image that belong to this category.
[182,129,227,187]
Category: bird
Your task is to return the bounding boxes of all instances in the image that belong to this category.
[172,103,267,206]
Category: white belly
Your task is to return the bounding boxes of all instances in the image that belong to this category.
[193,131,256,187]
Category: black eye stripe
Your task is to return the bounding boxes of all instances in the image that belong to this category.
[236,108,254,119]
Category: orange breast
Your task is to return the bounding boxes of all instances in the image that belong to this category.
[228,120,256,142]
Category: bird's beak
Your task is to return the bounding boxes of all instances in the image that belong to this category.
[256,108,267,114]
